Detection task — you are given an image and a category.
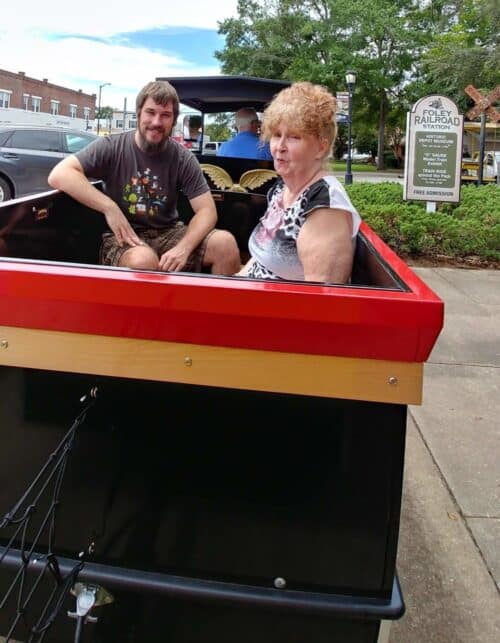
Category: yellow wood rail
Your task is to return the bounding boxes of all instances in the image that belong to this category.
[0,325,423,405]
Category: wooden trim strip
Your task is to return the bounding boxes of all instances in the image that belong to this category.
[0,326,423,405]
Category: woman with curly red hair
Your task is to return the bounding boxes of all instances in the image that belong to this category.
[238,82,360,283]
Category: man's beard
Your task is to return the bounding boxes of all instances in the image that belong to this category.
[137,127,170,154]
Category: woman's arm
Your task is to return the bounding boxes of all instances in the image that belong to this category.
[297,208,354,283]
[234,257,256,276]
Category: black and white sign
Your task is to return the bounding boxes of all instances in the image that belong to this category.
[404,95,463,203]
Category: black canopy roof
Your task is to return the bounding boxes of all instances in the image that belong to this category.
[156,76,291,113]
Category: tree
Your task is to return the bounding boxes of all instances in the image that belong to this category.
[216,0,432,169]
[97,106,114,133]
[205,113,233,142]
[418,0,500,110]
[216,1,498,169]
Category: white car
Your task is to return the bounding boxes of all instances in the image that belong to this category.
[202,141,222,155]
[341,151,371,163]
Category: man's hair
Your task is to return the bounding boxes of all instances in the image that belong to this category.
[136,81,180,124]
[261,82,337,158]
[235,107,259,131]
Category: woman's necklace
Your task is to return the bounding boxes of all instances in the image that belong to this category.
[283,170,323,209]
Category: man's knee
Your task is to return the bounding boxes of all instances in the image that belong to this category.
[209,230,239,255]
[119,245,159,270]
[205,230,241,272]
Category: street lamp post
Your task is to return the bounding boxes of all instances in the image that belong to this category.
[344,71,356,186]
[97,82,111,135]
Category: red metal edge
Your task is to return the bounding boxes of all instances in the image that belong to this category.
[0,225,443,362]
[359,222,443,302]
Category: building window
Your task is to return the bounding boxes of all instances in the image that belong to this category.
[50,100,60,116]
[83,107,90,120]
[129,119,137,129]
[32,96,41,112]
[23,94,30,110]
[116,120,123,128]
[0,90,12,109]
[69,104,77,118]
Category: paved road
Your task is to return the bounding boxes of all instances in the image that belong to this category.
[333,170,404,184]
[389,267,500,643]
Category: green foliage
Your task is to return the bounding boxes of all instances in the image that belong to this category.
[416,0,500,110]
[215,0,498,173]
[216,0,447,170]
[205,112,233,142]
[96,106,113,120]
[205,124,232,142]
[346,183,500,261]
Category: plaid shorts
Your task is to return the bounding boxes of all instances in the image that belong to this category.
[100,222,211,272]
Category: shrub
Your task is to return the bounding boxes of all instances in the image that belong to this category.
[346,183,500,262]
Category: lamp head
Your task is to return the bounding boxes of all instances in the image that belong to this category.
[345,71,356,87]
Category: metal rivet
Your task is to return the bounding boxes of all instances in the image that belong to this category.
[274,577,287,589]
[184,357,192,367]
[0,340,8,349]
[388,376,398,386]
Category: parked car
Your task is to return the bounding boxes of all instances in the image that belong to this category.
[0,125,96,202]
[202,141,222,155]
[341,151,371,163]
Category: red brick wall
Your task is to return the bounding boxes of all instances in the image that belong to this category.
[0,69,96,118]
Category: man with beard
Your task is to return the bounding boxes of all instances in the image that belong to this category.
[48,81,240,274]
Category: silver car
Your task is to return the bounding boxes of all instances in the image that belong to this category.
[0,125,97,202]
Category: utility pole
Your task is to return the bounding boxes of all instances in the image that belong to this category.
[97,82,111,135]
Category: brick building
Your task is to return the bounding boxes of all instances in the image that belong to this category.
[0,68,96,130]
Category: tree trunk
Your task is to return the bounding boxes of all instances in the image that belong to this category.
[377,91,386,171]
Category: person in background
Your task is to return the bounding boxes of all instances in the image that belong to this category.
[217,107,273,160]
[237,82,361,283]
[187,114,202,151]
[48,81,240,275]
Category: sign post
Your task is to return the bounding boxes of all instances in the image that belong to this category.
[336,92,349,124]
[464,84,500,186]
[404,95,463,204]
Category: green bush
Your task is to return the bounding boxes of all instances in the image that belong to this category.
[345,183,500,262]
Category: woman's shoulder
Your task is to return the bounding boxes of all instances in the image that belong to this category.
[306,175,351,203]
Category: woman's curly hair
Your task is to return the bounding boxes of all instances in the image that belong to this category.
[261,82,337,158]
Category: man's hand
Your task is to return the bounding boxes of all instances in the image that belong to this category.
[158,243,191,272]
[48,155,142,248]
[103,205,142,247]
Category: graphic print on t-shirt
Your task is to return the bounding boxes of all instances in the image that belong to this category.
[123,168,168,217]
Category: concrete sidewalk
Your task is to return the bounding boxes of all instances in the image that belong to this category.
[389,267,500,642]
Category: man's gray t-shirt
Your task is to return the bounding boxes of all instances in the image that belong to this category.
[76,131,209,229]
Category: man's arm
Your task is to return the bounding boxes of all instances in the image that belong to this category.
[48,155,141,247]
[297,208,354,283]
[158,191,217,271]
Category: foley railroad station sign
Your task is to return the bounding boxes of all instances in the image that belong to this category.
[404,95,463,203]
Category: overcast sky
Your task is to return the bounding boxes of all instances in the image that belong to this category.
[1,1,239,111]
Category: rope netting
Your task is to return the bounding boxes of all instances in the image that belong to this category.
[0,389,97,642]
